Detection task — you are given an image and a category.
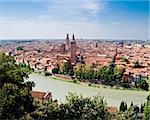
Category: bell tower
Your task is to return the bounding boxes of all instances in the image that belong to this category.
[70,34,76,65]
[66,33,69,51]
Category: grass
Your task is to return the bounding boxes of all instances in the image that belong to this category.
[53,77,62,80]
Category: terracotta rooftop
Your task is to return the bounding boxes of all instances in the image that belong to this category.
[30,91,52,100]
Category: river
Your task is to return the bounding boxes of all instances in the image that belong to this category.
[27,73,149,107]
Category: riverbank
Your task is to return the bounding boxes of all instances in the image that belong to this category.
[33,71,145,92]
[27,73,148,107]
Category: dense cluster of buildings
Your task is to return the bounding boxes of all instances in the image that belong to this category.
[0,35,150,83]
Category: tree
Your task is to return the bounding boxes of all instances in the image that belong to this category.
[116,105,138,120]
[68,69,74,76]
[130,101,133,107]
[25,81,35,90]
[97,66,108,80]
[45,72,52,76]
[0,52,35,119]
[74,63,83,79]
[31,93,110,120]
[144,95,150,120]
[97,63,117,82]
[119,101,127,112]
[52,68,59,74]
[134,105,139,113]
[62,93,110,120]
[124,105,138,120]
[82,65,94,80]
[93,70,98,80]
[136,80,149,91]
[74,64,94,81]
[106,62,115,81]
[147,79,150,91]
[59,62,71,74]
[114,66,125,82]
[0,83,35,119]
[140,103,145,113]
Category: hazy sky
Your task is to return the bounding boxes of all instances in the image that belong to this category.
[0,0,149,40]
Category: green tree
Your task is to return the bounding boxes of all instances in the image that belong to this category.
[75,64,94,81]
[68,69,74,76]
[147,79,150,91]
[136,80,149,91]
[140,103,145,113]
[61,93,110,120]
[97,63,115,81]
[0,52,35,119]
[106,62,115,81]
[74,63,83,79]
[82,65,94,80]
[116,105,139,120]
[60,62,71,74]
[31,93,110,120]
[52,68,59,74]
[24,81,35,90]
[124,105,138,120]
[114,66,125,82]
[119,101,127,112]
[45,72,52,76]
[93,70,98,80]
[144,95,150,120]
[97,63,116,82]
[97,66,108,80]
[134,105,139,113]
[130,101,133,107]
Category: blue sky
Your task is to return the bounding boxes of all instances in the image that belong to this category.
[0,0,149,40]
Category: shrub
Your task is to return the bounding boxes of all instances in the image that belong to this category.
[136,80,149,91]
[45,72,52,76]
[73,80,77,83]
[119,101,127,112]
[52,68,59,74]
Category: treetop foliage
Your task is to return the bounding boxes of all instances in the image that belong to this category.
[0,52,35,119]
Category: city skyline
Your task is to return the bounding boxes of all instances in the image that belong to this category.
[0,0,149,40]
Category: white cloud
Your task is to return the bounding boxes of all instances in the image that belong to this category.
[38,0,106,22]
[0,1,148,40]
[0,17,148,40]
[81,0,102,14]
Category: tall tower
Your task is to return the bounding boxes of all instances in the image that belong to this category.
[61,43,66,53]
[71,34,76,65]
[66,33,69,51]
